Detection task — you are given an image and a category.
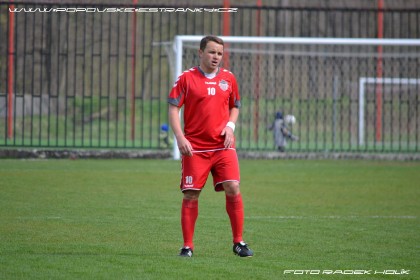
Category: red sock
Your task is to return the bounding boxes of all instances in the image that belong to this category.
[226,193,244,243]
[181,199,198,250]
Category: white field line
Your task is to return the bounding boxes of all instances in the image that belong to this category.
[15,215,417,221]
[246,215,417,220]
[154,215,417,220]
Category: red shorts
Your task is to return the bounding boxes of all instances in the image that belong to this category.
[180,148,240,192]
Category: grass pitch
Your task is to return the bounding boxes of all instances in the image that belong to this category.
[0,158,419,279]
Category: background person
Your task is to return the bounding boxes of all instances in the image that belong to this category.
[269,111,299,152]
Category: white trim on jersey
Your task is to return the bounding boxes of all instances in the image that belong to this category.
[191,147,236,153]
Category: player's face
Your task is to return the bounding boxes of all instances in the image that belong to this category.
[199,41,224,73]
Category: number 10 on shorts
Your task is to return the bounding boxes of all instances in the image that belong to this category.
[185,176,193,185]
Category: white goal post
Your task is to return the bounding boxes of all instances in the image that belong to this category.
[171,36,420,159]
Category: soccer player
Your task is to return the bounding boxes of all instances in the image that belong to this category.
[168,35,254,258]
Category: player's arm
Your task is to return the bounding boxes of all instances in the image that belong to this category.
[221,107,239,148]
[168,104,193,156]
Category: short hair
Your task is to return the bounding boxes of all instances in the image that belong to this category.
[200,35,224,51]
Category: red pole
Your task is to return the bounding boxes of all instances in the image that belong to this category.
[222,0,230,69]
[131,0,138,142]
[7,1,15,140]
[376,0,384,142]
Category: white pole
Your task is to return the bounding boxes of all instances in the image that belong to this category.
[172,36,184,160]
[359,78,366,146]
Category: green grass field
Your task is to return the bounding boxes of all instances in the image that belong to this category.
[0,158,419,279]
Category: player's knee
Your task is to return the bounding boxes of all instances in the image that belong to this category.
[223,181,240,196]
[183,190,200,200]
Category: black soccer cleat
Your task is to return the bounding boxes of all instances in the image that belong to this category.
[178,247,193,257]
[233,241,254,257]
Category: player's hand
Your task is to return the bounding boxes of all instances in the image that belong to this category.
[221,126,235,148]
[176,136,193,156]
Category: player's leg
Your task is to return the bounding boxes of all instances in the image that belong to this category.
[180,190,200,257]
[212,150,243,243]
[223,181,254,257]
[223,180,244,243]
[178,152,211,257]
[212,149,254,257]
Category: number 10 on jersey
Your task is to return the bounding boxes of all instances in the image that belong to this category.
[207,87,216,95]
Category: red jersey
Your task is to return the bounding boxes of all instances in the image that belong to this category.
[168,66,241,151]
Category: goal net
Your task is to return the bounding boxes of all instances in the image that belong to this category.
[170,36,420,158]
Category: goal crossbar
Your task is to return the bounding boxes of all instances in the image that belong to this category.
[175,35,420,46]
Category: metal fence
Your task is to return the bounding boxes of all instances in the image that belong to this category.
[1,2,419,153]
